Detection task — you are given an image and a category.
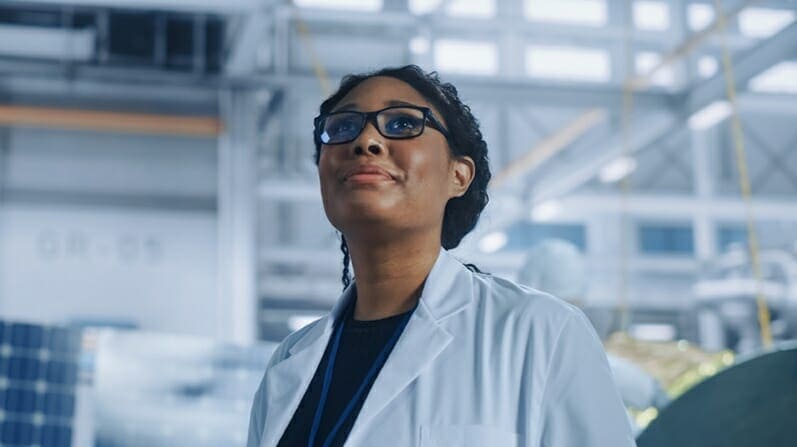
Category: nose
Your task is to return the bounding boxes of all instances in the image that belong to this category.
[350,121,386,157]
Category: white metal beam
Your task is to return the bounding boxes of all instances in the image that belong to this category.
[0,25,94,61]
[226,11,271,75]
[22,0,262,13]
[531,21,797,204]
[217,87,261,344]
[0,58,677,110]
[553,193,797,221]
[687,21,797,111]
[531,111,677,203]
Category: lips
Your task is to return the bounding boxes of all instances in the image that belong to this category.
[343,164,396,182]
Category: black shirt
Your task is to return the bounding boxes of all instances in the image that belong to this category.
[277,307,412,447]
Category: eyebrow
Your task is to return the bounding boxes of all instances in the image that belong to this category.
[332,99,425,112]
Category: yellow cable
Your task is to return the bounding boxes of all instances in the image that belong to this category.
[292,4,332,96]
[713,0,772,348]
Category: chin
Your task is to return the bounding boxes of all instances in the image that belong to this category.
[326,201,402,232]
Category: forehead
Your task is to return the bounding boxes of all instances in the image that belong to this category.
[333,76,444,119]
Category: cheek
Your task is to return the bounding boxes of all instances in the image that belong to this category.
[317,156,337,202]
[402,147,452,199]
[317,151,336,183]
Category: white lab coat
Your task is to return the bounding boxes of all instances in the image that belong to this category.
[248,247,635,446]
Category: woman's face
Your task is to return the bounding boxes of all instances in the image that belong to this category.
[318,76,474,241]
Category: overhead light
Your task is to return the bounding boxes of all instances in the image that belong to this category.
[599,156,637,183]
[524,0,607,27]
[749,61,797,94]
[293,0,382,11]
[409,0,443,15]
[526,45,610,82]
[409,36,430,55]
[446,0,495,18]
[531,200,562,221]
[633,1,670,31]
[688,100,732,130]
[688,3,715,31]
[479,231,508,253]
[738,7,795,39]
[698,56,718,78]
[434,39,498,76]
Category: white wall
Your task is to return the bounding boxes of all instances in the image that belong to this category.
[0,204,217,336]
[0,126,221,337]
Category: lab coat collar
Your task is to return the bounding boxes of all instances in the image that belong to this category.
[260,247,473,447]
[286,246,472,355]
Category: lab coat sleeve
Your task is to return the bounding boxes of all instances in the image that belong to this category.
[247,343,289,447]
[247,374,267,447]
[537,310,636,447]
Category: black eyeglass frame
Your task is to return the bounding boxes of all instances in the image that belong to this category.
[313,105,453,146]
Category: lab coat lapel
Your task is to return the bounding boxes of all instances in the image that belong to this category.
[347,248,474,441]
[260,284,356,447]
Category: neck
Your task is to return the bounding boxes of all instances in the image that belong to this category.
[345,232,441,321]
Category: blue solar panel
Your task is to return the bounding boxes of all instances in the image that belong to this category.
[41,424,73,447]
[10,323,45,349]
[0,321,80,447]
[2,421,35,444]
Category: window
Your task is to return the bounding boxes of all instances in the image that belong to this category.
[738,7,795,38]
[524,0,607,26]
[526,45,610,82]
[506,222,587,251]
[688,3,715,31]
[633,1,670,31]
[638,224,694,255]
[293,0,382,11]
[635,52,675,87]
[749,61,797,94]
[446,0,495,18]
[717,225,746,251]
[698,55,718,78]
[409,0,495,17]
[434,39,498,75]
[409,0,439,15]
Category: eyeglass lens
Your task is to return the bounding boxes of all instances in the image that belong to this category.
[320,107,426,144]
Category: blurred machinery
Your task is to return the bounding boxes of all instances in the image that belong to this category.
[0,319,277,447]
[91,330,276,447]
[636,342,797,447]
[517,239,749,434]
[694,244,797,354]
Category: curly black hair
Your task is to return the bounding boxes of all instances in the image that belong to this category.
[313,65,491,289]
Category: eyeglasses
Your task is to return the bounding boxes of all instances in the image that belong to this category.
[314,105,452,146]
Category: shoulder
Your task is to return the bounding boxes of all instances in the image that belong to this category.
[466,271,604,368]
[470,271,583,333]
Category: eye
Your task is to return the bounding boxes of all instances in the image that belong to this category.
[384,114,423,134]
[326,116,359,135]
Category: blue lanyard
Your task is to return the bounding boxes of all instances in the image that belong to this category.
[307,301,416,447]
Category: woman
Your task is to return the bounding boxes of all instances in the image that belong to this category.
[248,65,634,447]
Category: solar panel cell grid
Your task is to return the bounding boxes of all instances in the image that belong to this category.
[0,321,78,447]
[1,421,35,444]
[45,361,79,386]
[10,324,45,350]
[41,424,73,446]
[7,356,42,380]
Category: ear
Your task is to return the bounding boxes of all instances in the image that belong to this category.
[449,155,476,199]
